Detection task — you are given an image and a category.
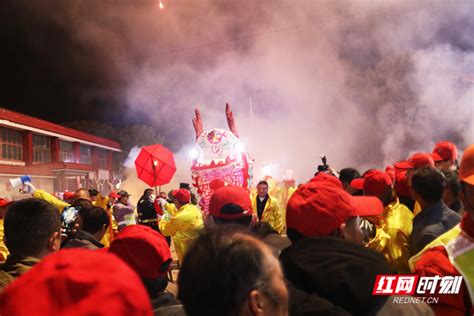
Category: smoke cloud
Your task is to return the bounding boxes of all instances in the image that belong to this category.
[3,0,473,185]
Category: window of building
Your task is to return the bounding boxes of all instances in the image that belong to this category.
[97,149,108,169]
[59,141,74,162]
[0,127,23,161]
[80,145,91,165]
[33,134,51,163]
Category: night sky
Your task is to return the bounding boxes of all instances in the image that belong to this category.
[0,0,143,126]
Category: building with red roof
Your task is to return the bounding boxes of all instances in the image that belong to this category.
[0,108,121,197]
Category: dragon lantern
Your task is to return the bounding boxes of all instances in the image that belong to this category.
[191,104,253,215]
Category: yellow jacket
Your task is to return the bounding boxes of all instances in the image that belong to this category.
[252,195,285,234]
[33,190,68,213]
[367,198,413,273]
[0,219,8,262]
[159,203,203,263]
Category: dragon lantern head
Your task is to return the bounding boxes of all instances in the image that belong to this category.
[191,103,253,215]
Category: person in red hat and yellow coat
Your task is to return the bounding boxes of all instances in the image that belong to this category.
[159,189,203,264]
[409,144,474,316]
[351,169,413,273]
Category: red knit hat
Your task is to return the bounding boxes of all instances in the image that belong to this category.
[172,189,191,203]
[109,225,172,279]
[209,186,253,219]
[287,181,383,237]
[0,249,152,316]
[350,170,393,197]
[394,153,435,169]
[431,141,458,162]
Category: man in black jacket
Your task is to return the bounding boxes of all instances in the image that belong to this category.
[281,174,433,316]
[409,167,461,256]
[137,188,159,231]
[63,206,108,250]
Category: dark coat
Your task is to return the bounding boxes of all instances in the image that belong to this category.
[62,230,104,250]
[280,237,392,316]
[409,201,461,256]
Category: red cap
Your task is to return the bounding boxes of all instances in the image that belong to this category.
[459,144,474,185]
[286,181,383,237]
[394,153,435,169]
[0,198,12,207]
[350,170,393,197]
[384,166,396,182]
[209,179,226,191]
[63,191,74,200]
[209,186,253,219]
[109,191,121,199]
[0,249,152,316]
[394,171,411,197]
[432,141,458,162]
[172,189,190,203]
[109,225,172,279]
[309,172,343,188]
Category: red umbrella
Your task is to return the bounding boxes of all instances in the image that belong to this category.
[134,144,176,188]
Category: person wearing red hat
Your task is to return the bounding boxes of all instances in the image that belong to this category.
[394,171,416,211]
[351,170,413,273]
[280,179,432,315]
[0,198,12,262]
[159,188,203,264]
[251,180,285,234]
[410,144,474,316]
[431,140,458,171]
[209,185,255,227]
[395,152,436,216]
[0,199,61,289]
[0,248,153,315]
[109,225,185,315]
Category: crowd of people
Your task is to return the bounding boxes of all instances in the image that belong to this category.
[0,140,473,316]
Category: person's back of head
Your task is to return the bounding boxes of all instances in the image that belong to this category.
[178,225,288,316]
[0,249,152,315]
[73,188,90,201]
[339,168,360,187]
[81,206,110,238]
[4,198,61,259]
[209,186,254,228]
[410,167,445,205]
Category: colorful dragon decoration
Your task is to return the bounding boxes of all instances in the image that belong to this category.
[191,103,253,216]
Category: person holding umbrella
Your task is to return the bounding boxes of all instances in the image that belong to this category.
[159,189,203,264]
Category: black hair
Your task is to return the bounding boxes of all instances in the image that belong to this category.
[88,189,99,196]
[4,198,60,257]
[81,206,110,234]
[178,225,278,316]
[339,168,361,184]
[143,188,154,196]
[411,167,446,204]
[70,198,93,218]
[442,170,461,198]
[257,180,268,187]
[250,222,278,239]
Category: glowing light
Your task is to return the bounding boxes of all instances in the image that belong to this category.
[158,1,164,9]
[189,148,200,160]
[235,142,245,153]
[153,160,159,167]
[261,163,278,177]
